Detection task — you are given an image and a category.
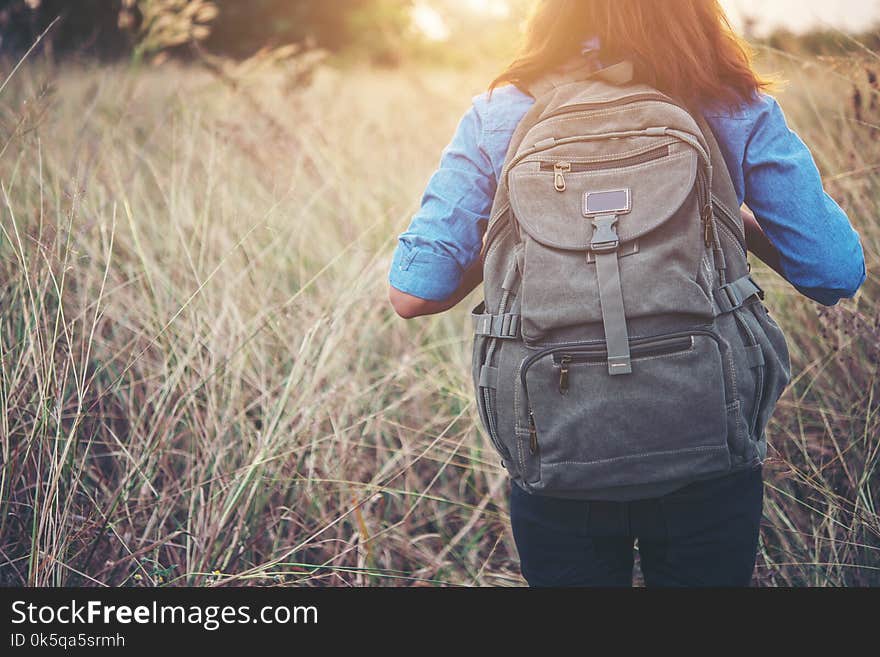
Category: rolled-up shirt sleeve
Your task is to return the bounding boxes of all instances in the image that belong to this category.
[388,99,497,302]
[743,95,867,306]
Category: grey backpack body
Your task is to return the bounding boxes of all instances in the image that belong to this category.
[471,62,791,500]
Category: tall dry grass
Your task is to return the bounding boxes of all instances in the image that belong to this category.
[0,49,877,586]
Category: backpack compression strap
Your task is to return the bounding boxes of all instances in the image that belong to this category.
[590,214,633,375]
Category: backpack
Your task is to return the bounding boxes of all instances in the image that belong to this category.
[471,60,792,499]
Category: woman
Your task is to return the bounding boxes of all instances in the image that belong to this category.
[387,0,866,587]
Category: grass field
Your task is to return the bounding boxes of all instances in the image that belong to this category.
[0,49,878,586]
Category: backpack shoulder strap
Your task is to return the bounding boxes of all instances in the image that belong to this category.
[690,109,757,297]
[693,112,739,210]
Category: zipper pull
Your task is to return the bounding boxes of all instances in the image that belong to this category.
[558,355,571,395]
[702,204,715,247]
[554,161,571,192]
[528,411,538,454]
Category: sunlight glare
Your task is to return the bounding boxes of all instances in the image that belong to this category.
[413,2,451,41]
[462,0,510,18]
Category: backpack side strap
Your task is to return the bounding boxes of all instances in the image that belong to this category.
[714,274,765,314]
[472,308,521,340]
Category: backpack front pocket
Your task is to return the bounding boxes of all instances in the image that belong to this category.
[518,330,733,492]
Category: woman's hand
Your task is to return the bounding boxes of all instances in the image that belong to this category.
[740,207,784,277]
[389,256,484,319]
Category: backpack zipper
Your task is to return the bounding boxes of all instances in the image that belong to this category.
[482,386,510,461]
[550,335,694,365]
[712,197,747,256]
[520,330,715,395]
[552,162,571,192]
[552,335,694,394]
[528,411,538,454]
[540,145,671,192]
[558,355,572,394]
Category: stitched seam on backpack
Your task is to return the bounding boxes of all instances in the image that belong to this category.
[531,101,681,127]
[486,232,511,262]
[484,212,513,262]
[515,431,524,476]
[519,326,715,349]
[728,398,747,451]
[541,444,727,468]
[725,324,739,403]
[700,253,715,286]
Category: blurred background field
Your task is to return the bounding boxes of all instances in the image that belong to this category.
[0,0,878,587]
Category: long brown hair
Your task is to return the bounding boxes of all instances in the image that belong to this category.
[491,0,772,108]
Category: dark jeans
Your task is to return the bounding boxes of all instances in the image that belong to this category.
[509,466,764,587]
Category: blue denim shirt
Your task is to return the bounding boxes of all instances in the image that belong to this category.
[389,65,866,307]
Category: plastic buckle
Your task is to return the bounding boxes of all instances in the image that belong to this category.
[475,315,492,336]
[721,284,741,310]
[751,277,766,301]
[476,313,520,339]
[590,215,620,253]
[499,314,519,338]
[607,355,633,376]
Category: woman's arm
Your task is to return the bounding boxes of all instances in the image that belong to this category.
[740,95,866,305]
[741,207,784,277]
[389,256,483,319]
[387,99,498,319]
[388,86,535,320]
